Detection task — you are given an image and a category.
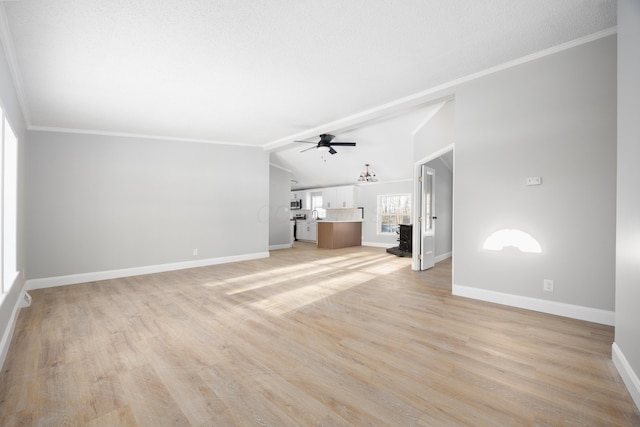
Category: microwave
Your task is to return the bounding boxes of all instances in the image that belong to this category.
[290,199,302,210]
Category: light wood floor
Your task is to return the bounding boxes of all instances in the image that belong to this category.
[1,243,639,426]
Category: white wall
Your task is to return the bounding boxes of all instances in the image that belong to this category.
[613,0,640,411]
[414,101,455,161]
[25,131,270,284]
[453,35,617,322]
[0,34,28,369]
[269,164,293,249]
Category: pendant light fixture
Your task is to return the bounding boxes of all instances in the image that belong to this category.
[358,164,377,182]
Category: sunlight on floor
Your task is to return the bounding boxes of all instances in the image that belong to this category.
[224,264,332,295]
[200,263,318,290]
[251,270,374,316]
[201,250,410,315]
[313,252,380,268]
[224,262,314,283]
[216,252,391,295]
[349,254,409,274]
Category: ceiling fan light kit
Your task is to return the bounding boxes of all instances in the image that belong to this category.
[296,133,356,156]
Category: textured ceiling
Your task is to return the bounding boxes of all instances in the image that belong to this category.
[1,0,616,150]
[0,1,617,189]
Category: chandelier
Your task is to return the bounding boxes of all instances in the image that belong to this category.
[358,164,377,182]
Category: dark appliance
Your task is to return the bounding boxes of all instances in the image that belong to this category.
[291,199,302,210]
[398,224,413,253]
[387,224,413,257]
[292,214,306,240]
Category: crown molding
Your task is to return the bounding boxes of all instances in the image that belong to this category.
[0,6,617,150]
[28,125,261,147]
[264,26,617,152]
[269,163,293,173]
[412,101,448,137]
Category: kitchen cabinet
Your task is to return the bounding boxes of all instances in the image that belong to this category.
[322,186,356,209]
[336,186,355,208]
[296,220,317,242]
[321,188,335,209]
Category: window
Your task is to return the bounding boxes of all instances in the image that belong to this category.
[310,191,325,219]
[377,194,411,234]
[1,107,18,293]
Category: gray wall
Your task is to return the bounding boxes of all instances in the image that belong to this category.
[425,156,453,259]
[359,180,413,247]
[0,35,27,368]
[454,35,617,310]
[26,131,269,279]
[413,101,455,264]
[269,165,293,248]
[615,0,640,408]
[359,103,454,252]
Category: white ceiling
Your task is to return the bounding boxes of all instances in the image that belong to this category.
[271,102,444,189]
[1,1,616,188]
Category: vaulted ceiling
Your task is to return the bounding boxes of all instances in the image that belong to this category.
[0,1,616,188]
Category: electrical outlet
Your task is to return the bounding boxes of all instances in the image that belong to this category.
[193,249,198,256]
[543,279,554,292]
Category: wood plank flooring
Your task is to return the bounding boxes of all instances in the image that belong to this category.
[1,243,639,426]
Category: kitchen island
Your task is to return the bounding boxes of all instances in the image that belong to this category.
[317,221,362,249]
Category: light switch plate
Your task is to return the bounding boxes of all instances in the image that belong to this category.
[526,177,542,186]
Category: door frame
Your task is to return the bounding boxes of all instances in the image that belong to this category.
[420,165,436,270]
[412,143,455,271]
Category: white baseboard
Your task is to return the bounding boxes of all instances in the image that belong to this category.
[269,243,293,250]
[0,274,25,371]
[612,343,640,411]
[452,284,615,326]
[435,252,452,263]
[0,298,20,371]
[26,252,270,290]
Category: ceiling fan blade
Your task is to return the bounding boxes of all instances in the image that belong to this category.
[329,147,337,155]
[294,140,317,144]
[319,133,335,143]
[329,142,356,146]
[300,145,318,153]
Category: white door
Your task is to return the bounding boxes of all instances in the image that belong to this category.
[420,165,435,270]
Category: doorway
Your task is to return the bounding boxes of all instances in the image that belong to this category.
[412,145,454,271]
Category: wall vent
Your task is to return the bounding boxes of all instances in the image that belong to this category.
[21,292,32,307]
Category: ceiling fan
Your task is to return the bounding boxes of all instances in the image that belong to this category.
[296,133,356,155]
